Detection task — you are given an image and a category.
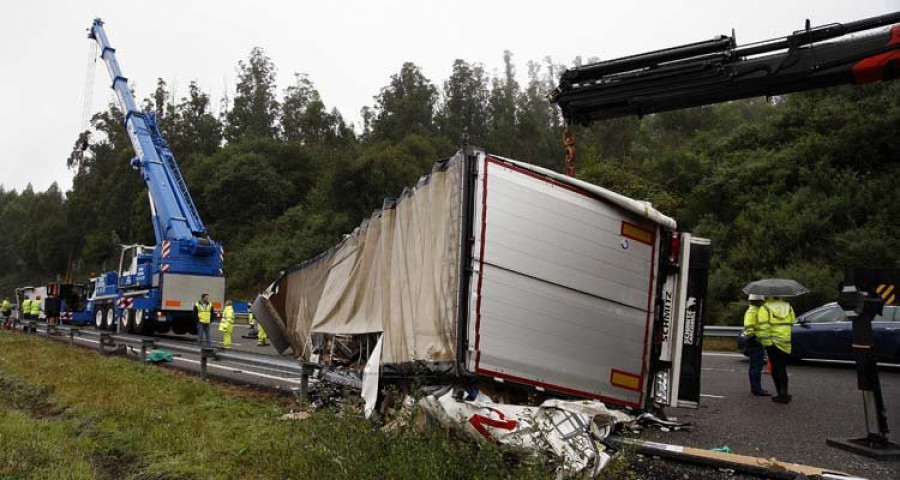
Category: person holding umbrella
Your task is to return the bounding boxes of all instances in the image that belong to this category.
[743,279,807,404]
[758,296,797,403]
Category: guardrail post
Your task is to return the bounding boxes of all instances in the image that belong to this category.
[299,362,315,401]
[69,328,79,346]
[140,339,155,362]
[200,348,216,380]
[98,333,111,355]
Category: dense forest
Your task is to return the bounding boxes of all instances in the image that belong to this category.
[1,48,898,325]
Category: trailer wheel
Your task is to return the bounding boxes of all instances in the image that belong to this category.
[134,310,151,335]
[94,308,104,329]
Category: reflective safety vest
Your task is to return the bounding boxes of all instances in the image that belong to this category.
[248,312,255,326]
[222,306,234,325]
[21,299,31,314]
[30,300,41,316]
[758,300,796,354]
[1,299,11,312]
[196,301,212,324]
[743,305,762,338]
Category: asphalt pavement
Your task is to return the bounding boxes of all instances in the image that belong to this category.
[647,352,900,480]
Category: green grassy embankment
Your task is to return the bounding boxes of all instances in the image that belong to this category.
[0,331,550,480]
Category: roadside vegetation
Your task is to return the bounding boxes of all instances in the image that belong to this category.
[1,48,897,325]
[0,331,551,479]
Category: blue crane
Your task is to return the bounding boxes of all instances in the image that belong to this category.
[86,18,225,335]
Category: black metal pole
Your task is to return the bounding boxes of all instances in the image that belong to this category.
[827,271,900,459]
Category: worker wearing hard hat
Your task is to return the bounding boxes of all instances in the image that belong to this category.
[743,294,770,396]
[219,300,235,349]
[758,297,797,404]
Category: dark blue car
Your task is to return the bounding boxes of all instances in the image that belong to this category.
[791,302,900,363]
[739,302,900,363]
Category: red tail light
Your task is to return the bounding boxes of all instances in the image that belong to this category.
[668,232,681,265]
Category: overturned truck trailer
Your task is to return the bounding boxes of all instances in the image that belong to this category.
[254,148,710,410]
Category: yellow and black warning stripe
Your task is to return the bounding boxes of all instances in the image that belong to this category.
[876,284,896,305]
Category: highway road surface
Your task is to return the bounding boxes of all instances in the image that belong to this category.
[647,352,900,480]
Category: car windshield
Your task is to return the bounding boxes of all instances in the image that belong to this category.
[802,306,846,323]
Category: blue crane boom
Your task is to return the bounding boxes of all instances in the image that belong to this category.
[84,18,225,336]
[89,18,210,250]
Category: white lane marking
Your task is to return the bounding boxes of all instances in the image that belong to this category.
[700,394,726,399]
[799,358,900,368]
[702,352,744,357]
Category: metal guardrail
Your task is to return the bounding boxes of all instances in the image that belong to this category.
[703,326,742,338]
[12,318,733,392]
[14,320,321,397]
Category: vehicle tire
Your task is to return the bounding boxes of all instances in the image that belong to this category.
[121,310,134,333]
[94,307,105,330]
[156,324,171,334]
[104,307,115,331]
[172,322,188,335]
[134,310,151,335]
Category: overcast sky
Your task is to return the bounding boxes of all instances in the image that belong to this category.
[1,0,896,193]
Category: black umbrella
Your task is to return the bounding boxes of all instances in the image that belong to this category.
[742,278,810,298]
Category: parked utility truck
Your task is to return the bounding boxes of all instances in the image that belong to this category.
[86,19,225,334]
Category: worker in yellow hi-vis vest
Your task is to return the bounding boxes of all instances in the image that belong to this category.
[758,297,797,404]
[193,293,215,348]
[21,298,32,321]
[30,297,41,319]
[219,300,235,348]
[256,311,269,347]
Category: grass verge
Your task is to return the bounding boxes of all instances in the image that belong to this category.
[0,331,551,480]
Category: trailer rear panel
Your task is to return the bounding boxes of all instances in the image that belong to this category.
[467,157,659,408]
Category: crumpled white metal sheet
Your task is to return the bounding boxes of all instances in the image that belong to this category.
[420,390,633,477]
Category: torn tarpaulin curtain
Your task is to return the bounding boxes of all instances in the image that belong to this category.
[261,154,464,365]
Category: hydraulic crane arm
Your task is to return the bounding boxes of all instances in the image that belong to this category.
[88,18,213,253]
[550,12,900,125]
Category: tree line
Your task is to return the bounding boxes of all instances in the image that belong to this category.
[1,47,897,325]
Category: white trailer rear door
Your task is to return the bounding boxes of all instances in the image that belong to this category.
[468,156,659,408]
